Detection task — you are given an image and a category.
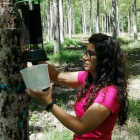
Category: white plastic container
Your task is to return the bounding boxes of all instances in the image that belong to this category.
[20,64,50,92]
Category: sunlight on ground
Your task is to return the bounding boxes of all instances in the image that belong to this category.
[128,78,140,100]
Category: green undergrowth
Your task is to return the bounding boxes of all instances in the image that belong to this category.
[121,41,140,51]
[43,38,84,64]
[41,128,73,140]
[48,49,83,64]
[128,99,140,121]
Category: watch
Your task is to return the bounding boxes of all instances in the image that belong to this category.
[46,101,54,111]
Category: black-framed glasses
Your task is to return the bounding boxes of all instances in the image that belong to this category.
[84,50,96,60]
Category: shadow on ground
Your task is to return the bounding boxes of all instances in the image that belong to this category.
[126,47,140,77]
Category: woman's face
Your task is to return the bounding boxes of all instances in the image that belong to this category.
[83,43,97,77]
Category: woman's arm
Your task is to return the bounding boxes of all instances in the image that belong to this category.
[39,61,79,88]
[25,85,111,136]
[50,103,110,136]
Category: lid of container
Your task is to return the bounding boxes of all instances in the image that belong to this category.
[21,49,49,62]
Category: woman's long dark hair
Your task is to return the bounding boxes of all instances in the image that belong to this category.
[77,33,129,126]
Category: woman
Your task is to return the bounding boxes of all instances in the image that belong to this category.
[25,33,129,140]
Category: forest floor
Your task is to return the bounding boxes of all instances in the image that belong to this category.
[29,35,140,140]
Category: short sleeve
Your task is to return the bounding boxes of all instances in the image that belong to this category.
[78,71,88,86]
[94,85,120,114]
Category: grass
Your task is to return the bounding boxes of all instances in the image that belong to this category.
[61,37,80,48]
[48,49,83,65]
[121,40,140,51]
[41,128,74,140]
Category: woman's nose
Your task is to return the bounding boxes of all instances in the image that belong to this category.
[83,55,87,61]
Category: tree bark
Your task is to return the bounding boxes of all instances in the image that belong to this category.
[128,11,130,34]
[59,0,64,43]
[53,0,60,54]
[68,0,72,39]
[133,0,137,42]
[112,0,117,39]
[47,0,51,41]
[104,0,107,33]
[42,0,45,30]
[116,0,120,37]
[72,16,75,35]
[109,13,111,33]
[106,14,108,33]
[102,15,104,32]
[96,0,100,33]
[89,0,92,35]
[82,0,86,35]
[64,16,68,35]
[50,0,54,38]
[0,1,29,140]
[131,10,133,34]
[121,15,124,33]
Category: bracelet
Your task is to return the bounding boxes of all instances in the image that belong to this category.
[46,101,54,111]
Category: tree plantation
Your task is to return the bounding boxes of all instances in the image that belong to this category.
[41,0,140,51]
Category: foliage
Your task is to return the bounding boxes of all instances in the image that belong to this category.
[128,99,140,121]
[61,38,79,47]
[48,49,83,65]
[121,40,140,50]
[44,40,54,53]
[40,0,140,37]
[30,111,39,121]
[118,37,130,45]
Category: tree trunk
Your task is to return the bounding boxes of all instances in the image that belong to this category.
[53,0,60,54]
[50,0,54,38]
[133,0,137,42]
[116,0,120,37]
[59,0,64,43]
[112,0,117,39]
[68,0,72,39]
[64,17,68,35]
[128,11,130,34]
[89,0,92,35]
[106,14,108,33]
[96,0,100,33]
[104,0,107,33]
[47,0,51,41]
[108,13,112,33]
[121,15,124,33]
[72,16,75,35]
[80,16,83,33]
[131,10,133,34]
[42,0,45,30]
[82,0,86,35]
[102,15,104,32]
[0,2,29,140]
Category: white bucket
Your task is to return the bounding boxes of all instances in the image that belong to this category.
[20,64,50,92]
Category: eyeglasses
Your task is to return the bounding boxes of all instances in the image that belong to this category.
[84,50,96,60]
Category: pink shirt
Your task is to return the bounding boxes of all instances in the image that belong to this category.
[73,71,120,140]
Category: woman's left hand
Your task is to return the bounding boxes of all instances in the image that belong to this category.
[25,83,53,106]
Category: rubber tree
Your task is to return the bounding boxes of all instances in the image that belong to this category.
[0,1,29,140]
[68,0,72,39]
[112,0,117,39]
[96,0,100,33]
[133,0,138,42]
[53,0,60,54]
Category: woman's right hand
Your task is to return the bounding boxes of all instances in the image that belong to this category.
[25,83,53,106]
